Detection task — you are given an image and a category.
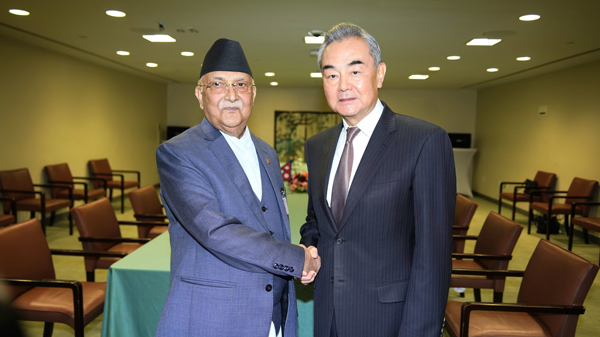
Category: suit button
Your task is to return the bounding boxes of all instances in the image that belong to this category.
[336,238,343,244]
[262,206,267,212]
[290,267,294,272]
[265,284,273,292]
[284,266,290,271]
[330,277,334,284]
[273,263,279,269]
[279,265,284,270]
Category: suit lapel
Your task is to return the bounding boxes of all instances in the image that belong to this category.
[319,124,343,231]
[202,121,269,233]
[337,105,397,232]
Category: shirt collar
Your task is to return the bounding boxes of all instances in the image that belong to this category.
[220,126,253,145]
[342,99,383,138]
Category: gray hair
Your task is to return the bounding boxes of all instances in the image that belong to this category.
[317,23,382,70]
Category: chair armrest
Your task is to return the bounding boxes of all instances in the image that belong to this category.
[452,235,478,240]
[112,169,140,185]
[550,195,593,203]
[50,249,127,258]
[134,214,168,221]
[452,253,512,260]
[0,196,17,216]
[79,237,151,244]
[452,269,524,277]
[460,302,586,337]
[0,189,46,204]
[571,202,600,217]
[74,176,108,189]
[119,220,168,227]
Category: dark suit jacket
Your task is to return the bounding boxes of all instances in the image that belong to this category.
[300,103,456,337]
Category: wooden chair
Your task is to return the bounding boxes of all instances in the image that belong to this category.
[70,198,156,281]
[451,212,523,303]
[44,163,106,204]
[127,185,169,238]
[446,239,599,337]
[569,202,600,264]
[453,194,478,254]
[528,177,598,240]
[498,171,556,220]
[0,196,17,226]
[0,168,72,234]
[0,219,125,337]
[87,159,140,213]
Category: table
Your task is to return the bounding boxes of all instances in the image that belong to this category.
[453,148,477,197]
[101,232,314,337]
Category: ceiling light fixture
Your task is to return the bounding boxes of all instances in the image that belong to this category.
[181,51,194,56]
[428,67,440,71]
[270,82,279,86]
[447,56,461,60]
[310,72,322,78]
[143,34,176,43]
[516,56,531,61]
[9,9,30,16]
[409,75,429,80]
[146,63,158,68]
[487,68,499,72]
[466,38,502,46]
[305,29,325,44]
[519,14,540,21]
[116,51,130,56]
[106,10,126,18]
[265,72,275,77]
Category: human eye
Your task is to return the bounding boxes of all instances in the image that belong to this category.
[326,74,337,80]
[210,82,222,88]
[236,82,247,88]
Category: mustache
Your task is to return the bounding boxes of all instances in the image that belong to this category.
[220,101,243,110]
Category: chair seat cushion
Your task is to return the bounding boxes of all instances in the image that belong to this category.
[445,300,552,337]
[572,217,600,232]
[16,198,71,212]
[450,260,496,289]
[148,226,168,239]
[95,243,144,269]
[11,282,106,327]
[105,181,139,189]
[500,192,542,202]
[0,214,15,226]
[57,188,105,201]
[530,202,581,215]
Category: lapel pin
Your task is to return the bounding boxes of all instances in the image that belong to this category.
[266,158,270,164]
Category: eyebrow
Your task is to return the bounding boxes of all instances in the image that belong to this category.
[322,60,364,71]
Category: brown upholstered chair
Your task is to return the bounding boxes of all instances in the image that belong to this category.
[0,168,72,234]
[528,177,598,240]
[127,185,169,238]
[87,158,140,213]
[498,171,556,220]
[71,197,153,281]
[0,218,126,337]
[451,212,523,303]
[0,196,17,226]
[445,239,599,337]
[44,163,106,204]
[453,194,478,254]
[569,202,600,264]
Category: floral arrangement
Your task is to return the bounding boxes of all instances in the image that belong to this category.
[290,171,309,192]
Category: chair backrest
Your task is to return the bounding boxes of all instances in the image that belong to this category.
[518,239,599,337]
[453,194,478,253]
[533,171,557,202]
[566,177,599,216]
[88,159,113,187]
[44,163,74,198]
[0,219,55,300]
[71,197,122,252]
[473,212,523,270]
[128,186,165,237]
[0,168,35,201]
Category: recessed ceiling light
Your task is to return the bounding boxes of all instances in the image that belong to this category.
[466,38,502,46]
[519,14,540,21]
[270,82,279,86]
[142,34,176,43]
[106,10,126,18]
[265,72,275,77]
[305,36,325,44]
[409,75,429,80]
[487,68,499,72]
[181,51,194,56]
[310,72,322,78]
[116,51,130,56]
[516,56,531,61]
[447,56,461,60]
[428,67,440,71]
[146,63,158,68]
[9,9,30,16]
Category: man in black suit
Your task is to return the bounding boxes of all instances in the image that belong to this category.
[300,23,456,337]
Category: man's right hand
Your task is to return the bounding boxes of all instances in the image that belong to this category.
[299,244,320,284]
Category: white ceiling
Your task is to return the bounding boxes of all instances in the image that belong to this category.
[1,0,599,90]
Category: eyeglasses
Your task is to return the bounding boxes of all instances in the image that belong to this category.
[200,81,255,94]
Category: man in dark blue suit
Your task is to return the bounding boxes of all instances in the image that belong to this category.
[300,23,456,337]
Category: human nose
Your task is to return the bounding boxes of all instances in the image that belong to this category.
[339,74,350,92]
[224,84,239,101]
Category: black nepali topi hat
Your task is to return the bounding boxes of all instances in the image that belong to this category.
[199,38,253,78]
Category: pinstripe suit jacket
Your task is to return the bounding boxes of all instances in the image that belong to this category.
[155,119,304,337]
[300,103,456,337]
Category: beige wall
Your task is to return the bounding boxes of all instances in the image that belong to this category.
[474,59,600,216]
[0,35,167,204]
[167,83,477,147]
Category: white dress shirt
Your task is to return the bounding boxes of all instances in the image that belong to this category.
[221,127,262,201]
[326,100,384,207]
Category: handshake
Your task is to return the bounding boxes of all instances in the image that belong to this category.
[299,244,321,284]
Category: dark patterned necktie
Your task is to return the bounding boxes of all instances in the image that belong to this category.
[331,127,360,227]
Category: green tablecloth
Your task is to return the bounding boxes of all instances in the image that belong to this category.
[101,231,314,337]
